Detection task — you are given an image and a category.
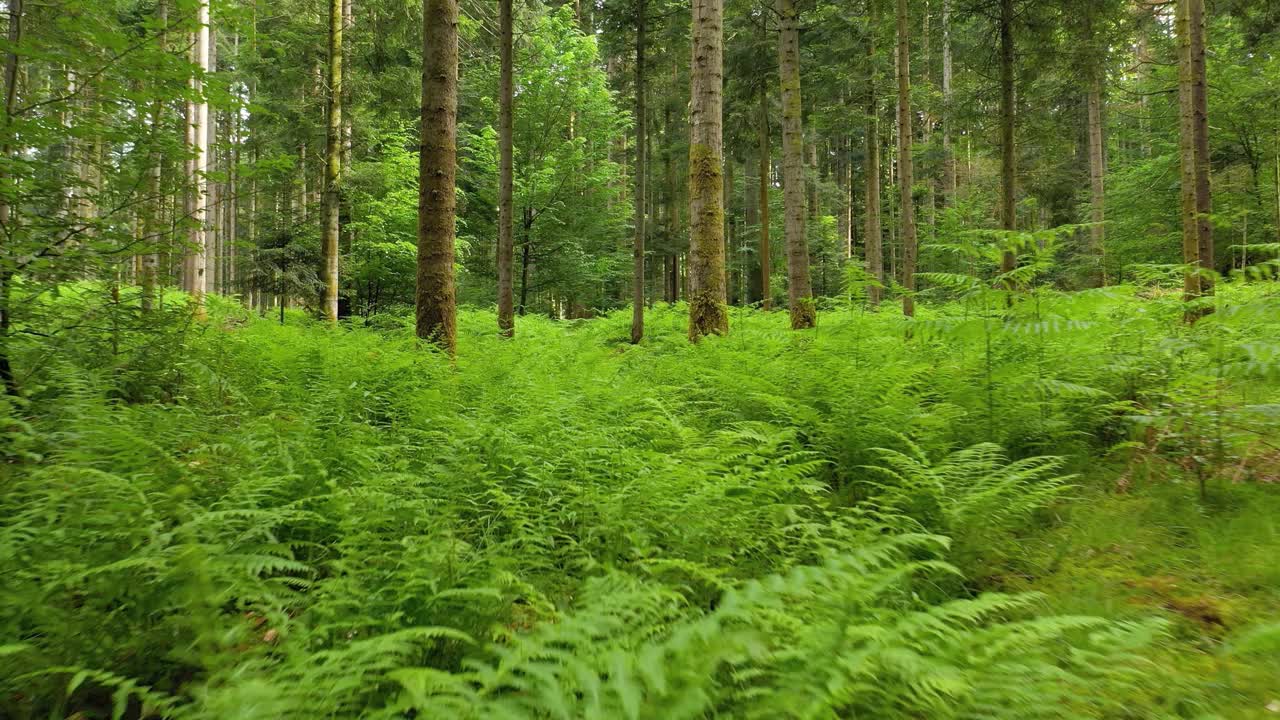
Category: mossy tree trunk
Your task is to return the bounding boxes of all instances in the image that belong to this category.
[687,0,728,340]
[416,0,458,353]
[776,0,814,329]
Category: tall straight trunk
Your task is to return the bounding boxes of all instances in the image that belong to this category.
[183,0,210,313]
[758,88,772,310]
[631,1,646,343]
[724,154,734,297]
[777,0,814,329]
[999,0,1016,277]
[0,0,22,395]
[941,0,955,201]
[1087,78,1106,286]
[207,30,219,295]
[141,0,167,313]
[896,0,916,317]
[228,36,240,299]
[687,0,728,340]
[1189,0,1212,306]
[321,0,343,322]
[1176,0,1199,311]
[497,0,515,336]
[864,0,883,305]
[921,0,935,231]
[416,0,459,352]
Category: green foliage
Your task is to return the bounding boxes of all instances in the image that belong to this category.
[3,282,1277,718]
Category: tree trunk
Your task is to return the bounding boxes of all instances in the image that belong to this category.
[631,0,646,343]
[896,0,916,317]
[416,0,458,352]
[321,0,343,322]
[941,0,955,202]
[687,0,728,340]
[865,0,883,305]
[497,0,515,336]
[1190,0,1212,308]
[0,0,22,396]
[183,0,210,314]
[777,0,814,329]
[1087,78,1106,286]
[141,0,167,313]
[999,0,1016,278]
[1176,0,1199,313]
[758,87,772,310]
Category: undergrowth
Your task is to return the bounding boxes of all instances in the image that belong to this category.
[1,283,1277,718]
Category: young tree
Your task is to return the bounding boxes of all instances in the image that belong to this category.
[896,0,916,317]
[322,0,343,322]
[999,0,1016,277]
[776,0,814,329]
[498,0,515,336]
[687,0,728,340]
[416,0,459,352]
[941,0,955,202]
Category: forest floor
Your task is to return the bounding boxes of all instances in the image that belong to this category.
[3,284,1279,718]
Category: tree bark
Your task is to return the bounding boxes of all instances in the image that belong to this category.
[896,0,916,317]
[687,0,728,340]
[0,0,22,396]
[1086,79,1106,286]
[758,87,772,310]
[183,0,210,315]
[865,0,883,305]
[999,0,1016,277]
[141,0,166,313]
[631,0,646,343]
[497,0,515,336]
[1190,0,1212,307]
[777,0,814,329]
[1176,0,1199,313]
[941,0,955,202]
[416,0,458,352]
[321,0,343,322]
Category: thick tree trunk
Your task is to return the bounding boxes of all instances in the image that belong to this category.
[321,0,343,322]
[183,0,210,314]
[687,0,728,340]
[999,0,1016,278]
[631,1,646,343]
[865,0,883,305]
[0,0,22,396]
[758,88,772,310]
[896,0,916,317]
[497,0,515,336]
[777,0,814,329]
[416,0,458,352]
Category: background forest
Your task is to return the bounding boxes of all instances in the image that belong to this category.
[1,0,1279,718]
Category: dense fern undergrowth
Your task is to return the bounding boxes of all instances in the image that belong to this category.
[3,284,1279,719]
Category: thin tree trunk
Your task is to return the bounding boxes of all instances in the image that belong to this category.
[631,0,646,343]
[141,0,166,313]
[865,0,883,305]
[183,0,210,314]
[687,0,728,340]
[1177,0,1199,314]
[777,0,814,329]
[1087,78,1106,286]
[497,0,515,336]
[0,0,23,396]
[897,0,916,317]
[941,0,955,201]
[758,87,772,310]
[1190,0,1212,308]
[416,0,458,352]
[321,0,343,322]
[999,0,1016,278]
